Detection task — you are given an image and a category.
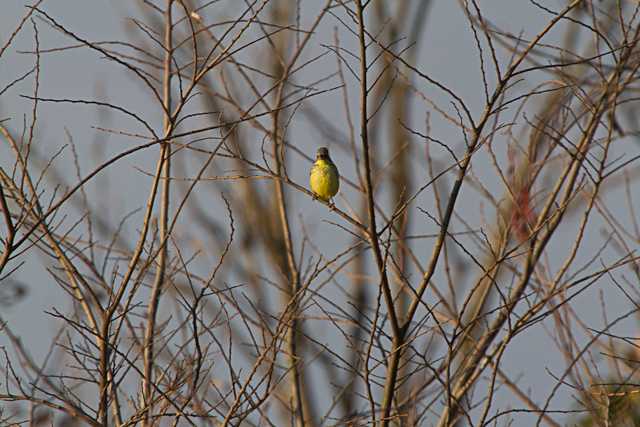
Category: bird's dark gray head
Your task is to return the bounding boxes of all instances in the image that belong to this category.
[316,146,330,160]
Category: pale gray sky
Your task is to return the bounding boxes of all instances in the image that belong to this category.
[1,1,637,425]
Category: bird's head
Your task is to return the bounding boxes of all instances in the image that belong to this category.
[316,146,330,160]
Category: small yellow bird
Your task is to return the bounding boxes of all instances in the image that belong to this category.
[310,146,339,203]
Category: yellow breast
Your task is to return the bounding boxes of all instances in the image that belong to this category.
[310,159,339,202]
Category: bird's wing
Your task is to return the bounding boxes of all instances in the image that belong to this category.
[331,163,339,178]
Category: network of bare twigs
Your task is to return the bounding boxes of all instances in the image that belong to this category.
[2,1,640,426]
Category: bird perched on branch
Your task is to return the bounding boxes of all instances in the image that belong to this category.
[310,146,339,204]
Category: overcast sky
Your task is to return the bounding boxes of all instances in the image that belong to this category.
[1,1,637,425]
